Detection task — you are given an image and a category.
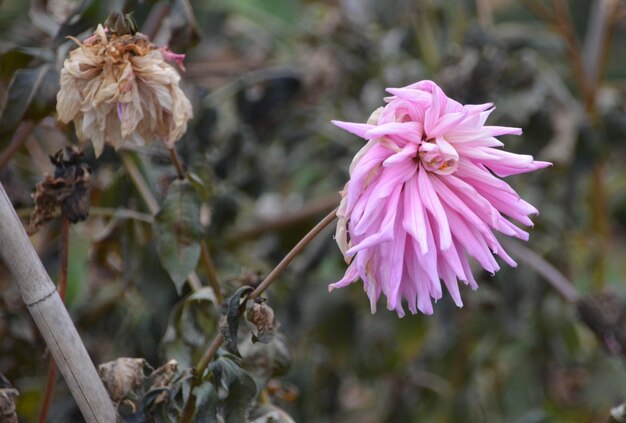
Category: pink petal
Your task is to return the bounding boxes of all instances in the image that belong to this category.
[332,120,375,139]
[417,167,452,250]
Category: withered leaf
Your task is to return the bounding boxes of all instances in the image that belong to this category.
[98,357,152,403]
[219,286,253,356]
[209,357,257,423]
[245,298,279,344]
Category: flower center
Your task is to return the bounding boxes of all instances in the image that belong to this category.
[418,137,459,175]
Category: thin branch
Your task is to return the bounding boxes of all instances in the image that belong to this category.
[120,152,159,215]
[226,194,339,245]
[554,0,594,108]
[522,0,554,22]
[249,208,338,300]
[525,0,596,115]
[582,0,619,88]
[0,121,35,170]
[38,362,58,423]
[503,240,579,303]
[168,147,186,180]
[200,242,223,304]
[38,216,70,423]
[194,334,224,380]
[179,334,222,423]
[476,0,493,28]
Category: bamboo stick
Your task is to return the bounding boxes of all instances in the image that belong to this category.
[0,182,116,422]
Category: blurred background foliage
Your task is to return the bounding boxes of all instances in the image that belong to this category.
[2,0,626,422]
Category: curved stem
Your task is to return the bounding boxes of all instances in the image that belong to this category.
[249,207,338,300]
[167,147,186,180]
[503,239,578,303]
[179,207,338,423]
[225,194,338,245]
[179,334,223,423]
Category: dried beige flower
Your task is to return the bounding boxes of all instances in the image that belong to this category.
[57,24,193,157]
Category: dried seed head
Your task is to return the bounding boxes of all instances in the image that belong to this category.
[28,146,91,234]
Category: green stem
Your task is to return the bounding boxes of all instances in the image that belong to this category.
[120,152,159,215]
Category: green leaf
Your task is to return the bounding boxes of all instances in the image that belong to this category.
[0,65,59,141]
[154,180,205,294]
[193,381,219,423]
[209,357,257,423]
[219,286,253,356]
[161,287,219,368]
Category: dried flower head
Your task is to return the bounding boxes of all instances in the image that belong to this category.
[28,146,91,234]
[331,80,551,316]
[56,20,193,157]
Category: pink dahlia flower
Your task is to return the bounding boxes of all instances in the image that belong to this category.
[331,80,550,317]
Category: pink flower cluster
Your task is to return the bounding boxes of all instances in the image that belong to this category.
[331,80,550,317]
